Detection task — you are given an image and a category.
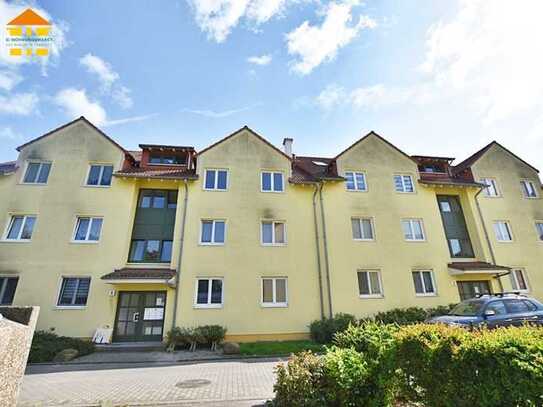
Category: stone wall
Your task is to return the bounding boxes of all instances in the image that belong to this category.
[0,306,39,407]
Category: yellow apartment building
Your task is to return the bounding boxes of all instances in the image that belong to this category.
[0,117,541,342]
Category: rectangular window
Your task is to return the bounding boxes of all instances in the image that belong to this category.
[149,155,187,165]
[481,178,499,197]
[494,221,513,242]
[261,171,284,192]
[195,278,223,307]
[139,190,169,208]
[394,175,414,193]
[0,277,18,305]
[351,218,374,240]
[536,222,543,241]
[345,172,367,191]
[357,270,383,297]
[510,269,529,292]
[521,180,538,198]
[23,161,51,184]
[57,277,90,307]
[204,169,228,191]
[401,219,425,241]
[86,164,113,186]
[5,215,36,241]
[73,217,103,242]
[200,220,226,244]
[261,221,286,245]
[412,271,436,296]
[129,240,172,262]
[261,278,288,307]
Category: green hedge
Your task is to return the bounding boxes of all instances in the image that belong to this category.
[166,325,227,351]
[273,323,543,407]
[308,313,357,344]
[29,331,95,363]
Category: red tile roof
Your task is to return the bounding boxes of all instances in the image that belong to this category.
[290,156,344,184]
[114,167,198,180]
[101,268,176,280]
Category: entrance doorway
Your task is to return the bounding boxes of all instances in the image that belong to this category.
[457,281,491,301]
[113,291,166,342]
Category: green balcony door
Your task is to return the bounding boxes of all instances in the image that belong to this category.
[113,291,166,342]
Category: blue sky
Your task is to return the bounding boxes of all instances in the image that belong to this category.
[1,0,543,172]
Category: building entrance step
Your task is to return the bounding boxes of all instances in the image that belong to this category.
[96,341,165,352]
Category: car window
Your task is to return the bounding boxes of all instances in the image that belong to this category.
[523,300,538,312]
[486,301,507,315]
[505,299,530,314]
[449,300,485,316]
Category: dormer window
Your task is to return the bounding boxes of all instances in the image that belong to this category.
[149,154,187,165]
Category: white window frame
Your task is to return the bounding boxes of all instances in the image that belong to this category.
[394,174,415,193]
[260,220,287,246]
[510,268,529,293]
[521,179,539,198]
[357,270,384,298]
[203,169,229,191]
[3,214,36,242]
[535,221,543,242]
[56,276,91,309]
[351,217,375,241]
[412,270,437,297]
[480,178,500,197]
[261,277,288,308]
[261,171,285,193]
[71,216,103,243]
[344,171,368,192]
[401,219,426,241]
[494,221,513,242]
[193,278,224,308]
[199,219,226,245]
[21,160,52,185]
[85,163,114,188]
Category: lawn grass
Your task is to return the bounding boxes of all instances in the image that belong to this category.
[239,340,325,356]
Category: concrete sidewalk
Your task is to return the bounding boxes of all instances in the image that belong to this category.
[20,359,282,406]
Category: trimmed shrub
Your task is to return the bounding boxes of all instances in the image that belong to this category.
[309,313,357,344]
[29,330,95,363]
[274,351,325,407]
[394,324,543,407]
[195,325,227,350]
[374,304,456,325]
[166,325,227,351]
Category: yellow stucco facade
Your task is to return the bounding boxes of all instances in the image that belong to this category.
[0,118,541,342]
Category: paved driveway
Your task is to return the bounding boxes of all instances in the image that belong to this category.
[19,359,282,406]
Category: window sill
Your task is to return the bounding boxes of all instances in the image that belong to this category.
[346,189,368,193]
[395,191,416,194]
[261,243,287,247]
[404,239,426,243]
[193,304,223,309]
[203,188,228,192]
[415,293,438,297]
[55,305,87,310]
[260,190,285,194]
[19,182,48,186]
[483,195,502,199]
[496,240,514,243]
[0,239,32,243]
[359,295,384,299]
[261,303,288,308]
[83,184,111,189]
[70,240,100,244]
[199,242,225,246]
[125,263,171,268]
[353,238,375,242]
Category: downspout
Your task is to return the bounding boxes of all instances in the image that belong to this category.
[172,179,189,329]
[318,182,334,318]
[474,187,505,292]
[312,183,325,320]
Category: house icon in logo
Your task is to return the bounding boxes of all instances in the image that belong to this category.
[6,8,51,57]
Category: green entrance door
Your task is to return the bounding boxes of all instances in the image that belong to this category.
[457,281,491,301]
[113,291,166,342]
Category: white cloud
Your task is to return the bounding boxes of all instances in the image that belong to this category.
[103,113,157,127]
[188,0,288,42]
[54,88,107,125]
[419,0,543,124]
[0,92,38,115]
[181,104,259,118]
[0,70,22,91]
[80,53,119,90]
[79,53,133,109]
[112,86,133,109]
[286,2,376,75]
[315,84,346,110]
[0,127,21,140]
[0,0,69,74]
[247,54,272,65]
